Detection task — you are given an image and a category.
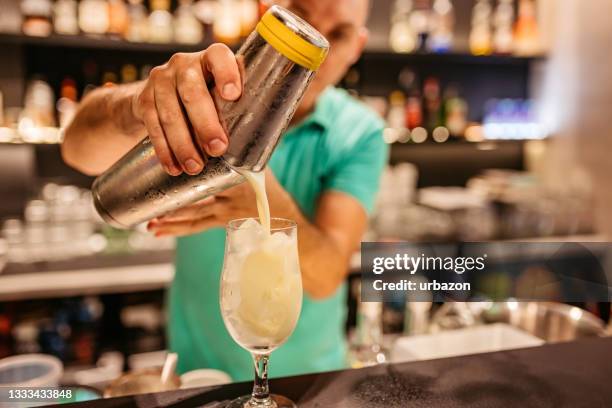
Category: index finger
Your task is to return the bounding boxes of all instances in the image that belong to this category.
[202,44,243,101]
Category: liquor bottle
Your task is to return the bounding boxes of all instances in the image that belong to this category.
[0,0,23,33]
[174,0,204,44]
[347,285,387,368]
[428,0,454,53]
[398,68,420,126]
[23,78,56,127]
[12,321,40,355]
[443,86,468,137]
[108,0,129,37]
[213,0,241,45]
[469,0,493,55]
[126,0,149,42]
[148,0,173,43]
[410,0,432,52]
[53,0,78,35]
[21,0,53,37]
[423,77,441,131]
[355,301,384,353]
[389,0,417,53]
[57,77,78,128]
[514,0,541,56]
[387,90,406,130]
[258,0,273,16]
[403,276,432,335]
[239,0,258,37]
[101,70,118,86]
[405,91,423,130]
[193,0,217,27]
[82,60,99,96]
[493,0,514,54]
[79,0,110,35]
[120,64,138,83]
[0,313,12,358]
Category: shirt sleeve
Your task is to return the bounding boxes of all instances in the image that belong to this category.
[322,128,389,215]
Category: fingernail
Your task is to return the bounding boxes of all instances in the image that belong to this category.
[222,83,240,100]
[184,159,202,174]
[207,139,227,156]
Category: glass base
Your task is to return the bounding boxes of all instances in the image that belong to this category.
[225,394,296,408]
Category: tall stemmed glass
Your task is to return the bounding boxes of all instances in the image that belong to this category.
[220,218,302,408]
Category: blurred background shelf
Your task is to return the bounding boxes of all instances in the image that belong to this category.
[0,248,174,276]
[0,32,546,63]
[0,32,211,53]
[362,48,545,65]
[389,140,525,187]
[0,263,174,302]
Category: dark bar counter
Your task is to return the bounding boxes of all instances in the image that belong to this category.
[59,337,612,408]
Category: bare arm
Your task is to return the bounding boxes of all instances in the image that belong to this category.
[61,44,242,176]
[285,191,366,299]
[62,82,147,175]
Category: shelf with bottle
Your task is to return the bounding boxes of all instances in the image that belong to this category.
[0,180,175,272]
[0,126,61,145]
[0,31,211,53]
[0,31,546,63]
[1,0,548,63]
[0,0,261,52]
[0,62,158,145]
[0,76,76,145]
[360,77,546,145]
[387,0,547,60]
[4,0,546,49]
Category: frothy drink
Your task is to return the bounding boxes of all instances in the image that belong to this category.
[220,169,302,353]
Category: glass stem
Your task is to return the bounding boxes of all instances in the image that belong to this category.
[251,353,271,402]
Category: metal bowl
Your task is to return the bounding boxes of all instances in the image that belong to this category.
[478,301,605,342]
[103,368,181,398]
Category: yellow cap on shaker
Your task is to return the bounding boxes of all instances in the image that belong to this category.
[256,6,329,71]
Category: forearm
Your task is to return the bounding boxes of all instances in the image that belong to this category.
[278,197,352,300]
[62,82,147,175]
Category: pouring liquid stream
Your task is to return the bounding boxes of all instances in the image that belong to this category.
[239,169,271,235]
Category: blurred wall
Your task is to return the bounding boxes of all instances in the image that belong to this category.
[533,0,611,236]
[574,0,612,236]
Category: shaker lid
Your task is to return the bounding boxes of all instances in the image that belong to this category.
[256,5,329,71]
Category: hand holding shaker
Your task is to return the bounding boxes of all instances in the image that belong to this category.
[92,6,329,228]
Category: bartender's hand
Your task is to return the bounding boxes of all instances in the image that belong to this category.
[132,44,242,176]
[147,169,292,236]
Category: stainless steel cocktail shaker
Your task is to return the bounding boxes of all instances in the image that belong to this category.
[92,6,329,228]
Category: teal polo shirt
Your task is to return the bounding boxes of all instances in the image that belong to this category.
[169,87,388,381]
